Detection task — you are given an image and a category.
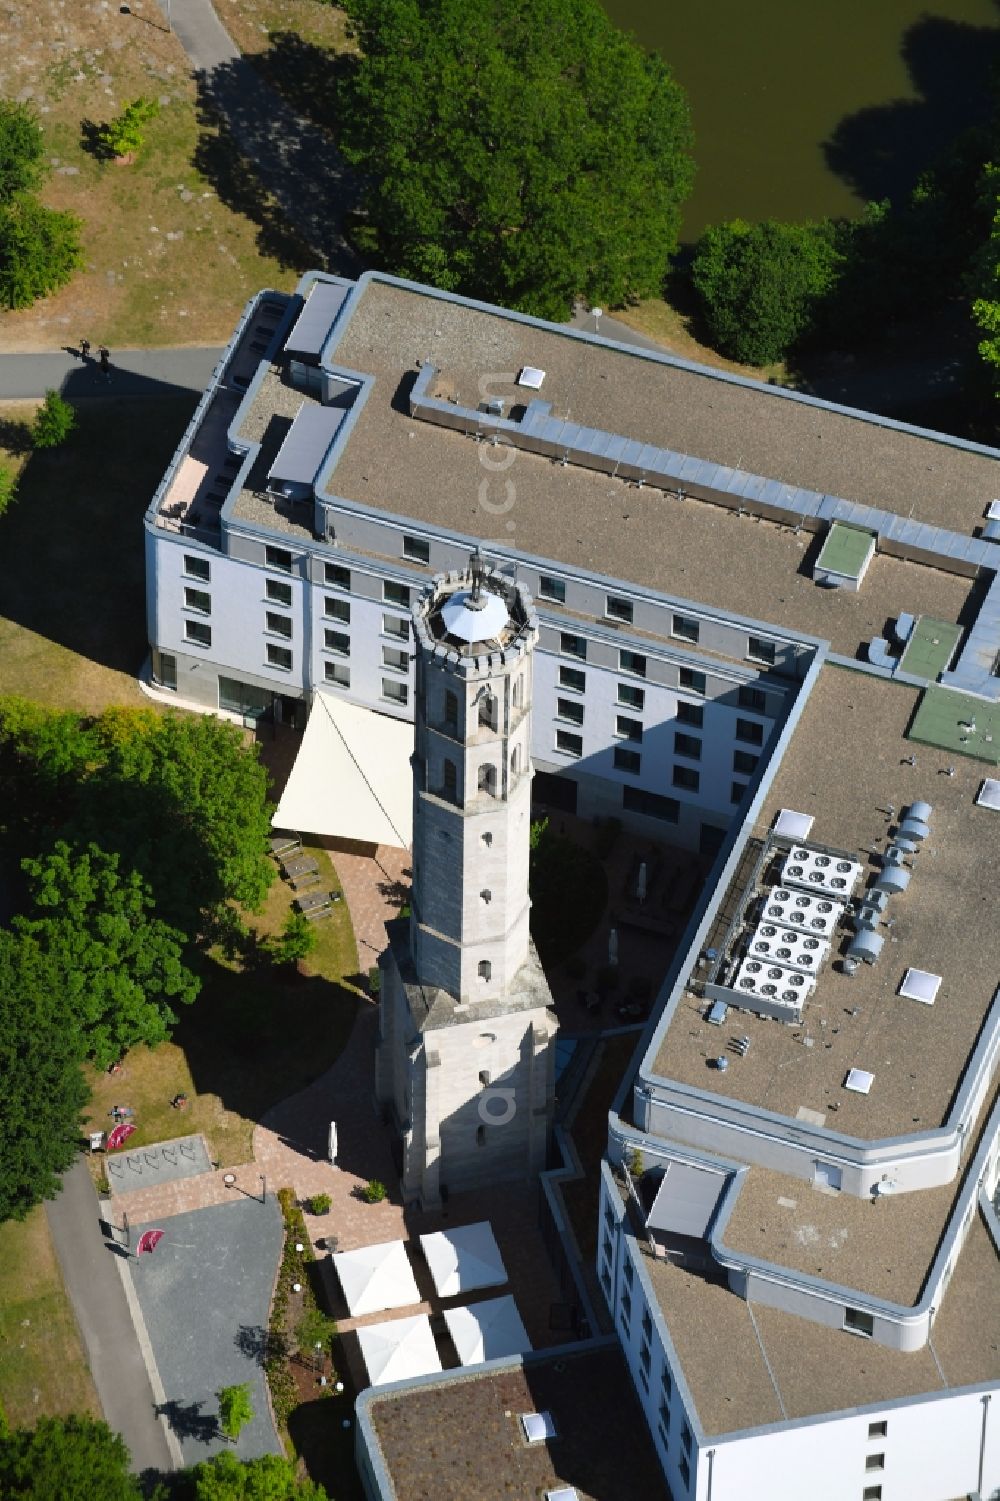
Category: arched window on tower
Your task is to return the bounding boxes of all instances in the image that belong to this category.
[478,763,497,797]
[512,676,522,710]
[479,692,498,731]
[443,758,457,800]
[510,745,520,777]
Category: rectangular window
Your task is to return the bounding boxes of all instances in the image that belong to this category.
[679,1457,691,1489]
[641,1309,653,1341]
[731,781,748,805]
[616,715,643,743]
[658,1404,670,1444]
[382,646,409,673]
[557,697,584,726]
[640,1340,651,1372]
[845,1308,875,1338]
[602,1234,613,1268]
[614,747,641,774]
[621,1289,632,1322]
[607,595,633,624]
[673,765,700,792]
[619,648,646,677]
[265,545,293,574]
[868,1421,888,1440]
[865,1456,885,1473]
[733,749,759,776]
[601,1267,612,1300]
[661,1365,672,1399]
[266,643,292,671]
[266,579,292,607]
[403,534,430,564]
[383,580,410,608]
[154,651,177,691]
[184,620,211,648]
[556,730,583,758]
[320,596,348,624]
[324,629,350,656]
[184,587,211,615]
[383,613,409,640]
[677,700,703,727]
[265,611,293,639]
[674,732,702,761]
[622,1257,634,1288]
[324,662,349,687]
[382,678,408,706]
[539,575,566,604]
[681,1424,692,1456]
[748,634,776,665]
[618,683,644,710]
[559,665,586,693]
[183,554,210,582]
[738,684,766,713]
[560,631,587,661]
[623,787,678,823]
[672,612,700,643]
[736,717,764,746]
[324,561,350,590]
[863,1489,882,1501]
[679,667,706,695]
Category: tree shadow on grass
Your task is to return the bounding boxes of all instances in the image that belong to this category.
[192,55,361,276]
[155,1397,219,1444]
[234,1322,287,1367]
[0,416,33,455]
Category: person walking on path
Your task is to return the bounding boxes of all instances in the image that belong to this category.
[98,345,111,380]
[79,337,91,360]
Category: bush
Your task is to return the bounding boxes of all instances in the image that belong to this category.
[31,390,75,450]
[266,910,317,968]
[295,1304,335,1355]
[691,217,845,365]
[361,1179,387,1204]
[96,97,159,160]
[307,1192,331,1215]
[0,463,18,520]
[367,965,381,997]
[217,1383,253,1443]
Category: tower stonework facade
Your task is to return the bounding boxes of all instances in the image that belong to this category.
[376,554,557,1208]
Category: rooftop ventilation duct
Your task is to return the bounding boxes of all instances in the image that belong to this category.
[847,928,884,964]
[874,864,911,895]
[907,800,933,823]
[898,817,929,843]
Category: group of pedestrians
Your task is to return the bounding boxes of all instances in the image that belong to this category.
[79,337,112,379]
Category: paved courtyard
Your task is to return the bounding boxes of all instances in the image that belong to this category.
[128,1197,284,1467]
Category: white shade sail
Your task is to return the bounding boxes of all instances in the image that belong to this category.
[357,1314,442,1388]
[443,1295,531,1366]
[419,1221,507,1298]
[332,1239,420,1317]
[272,691,412,848]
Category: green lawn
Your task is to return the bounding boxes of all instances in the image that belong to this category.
[0,1209,99,1427]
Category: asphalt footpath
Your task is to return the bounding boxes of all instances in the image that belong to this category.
[45,1159,176,1477]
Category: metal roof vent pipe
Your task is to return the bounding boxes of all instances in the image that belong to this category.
[875,864,911,895]
[907,800,933,823]
[898,817,929,843]
[841,956,860,977]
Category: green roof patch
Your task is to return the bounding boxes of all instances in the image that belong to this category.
[907,685,1000,764]
[814,523,876,589]
[897,616,962,682]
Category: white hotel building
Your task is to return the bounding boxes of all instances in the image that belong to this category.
[146,271,1000,1501]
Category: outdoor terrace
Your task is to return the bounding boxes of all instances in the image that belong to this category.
[363,1343,668,1501]
[652,665,1000,1142]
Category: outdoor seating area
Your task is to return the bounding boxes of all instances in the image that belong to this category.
[332,1221,534,1389]
[268,831,341,921]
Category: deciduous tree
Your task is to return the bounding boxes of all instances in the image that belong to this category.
[16,841,200,1068]
[188,1450,328,1499]
[0,101,46,201]
[336,0,694,319]
[0,1416,141,1501]
[0,937,89,1219]
[217,1383,254,1444]
[32,389,76,450]
[0,193,82,310]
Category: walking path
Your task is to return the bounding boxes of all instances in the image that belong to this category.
[46,1160,175,1476]
[0,346,225,401]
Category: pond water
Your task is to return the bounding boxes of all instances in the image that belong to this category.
[600,0,1000,239]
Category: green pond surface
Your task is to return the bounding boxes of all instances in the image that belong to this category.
[600,0,1000,239]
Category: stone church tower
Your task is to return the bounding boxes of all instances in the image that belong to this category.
[375,551,557,1208]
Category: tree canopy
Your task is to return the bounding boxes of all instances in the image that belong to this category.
[0,1414,140,1501]
[16,841,200,1068]
[335,0,694,319]
[691,217,845,366]
[0,101,81,311]
[186,1450,328,1500]
[0,932,91,1222]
